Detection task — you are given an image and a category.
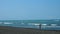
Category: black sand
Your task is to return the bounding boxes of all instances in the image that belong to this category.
[0,26,60,34]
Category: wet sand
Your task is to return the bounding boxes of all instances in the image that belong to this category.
[0,26,60,34]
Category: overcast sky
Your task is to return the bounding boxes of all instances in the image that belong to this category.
[0,0,60,20]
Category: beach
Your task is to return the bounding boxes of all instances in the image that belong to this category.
[0,26,60,34]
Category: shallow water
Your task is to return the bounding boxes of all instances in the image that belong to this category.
[0,20,60,30]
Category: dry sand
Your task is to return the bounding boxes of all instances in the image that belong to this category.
[0,26,60,34]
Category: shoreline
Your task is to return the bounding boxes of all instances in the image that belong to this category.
[0,26,60,34]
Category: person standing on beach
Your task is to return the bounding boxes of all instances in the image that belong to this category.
[39,24,41,30]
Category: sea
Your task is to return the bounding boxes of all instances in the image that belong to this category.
[0,19,60,30]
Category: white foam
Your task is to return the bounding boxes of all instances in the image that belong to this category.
[4,22,13,24]
[34,24,40,25]
[41,24,47,26]
[28,23,40,26]
[51,24,57,26]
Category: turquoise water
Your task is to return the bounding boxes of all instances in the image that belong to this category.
[0,20,60,24]
[0,20,60,30]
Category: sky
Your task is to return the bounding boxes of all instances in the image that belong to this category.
[0,0,60,20]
